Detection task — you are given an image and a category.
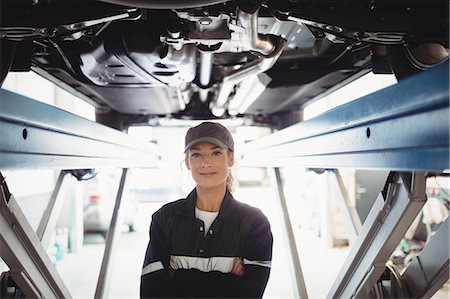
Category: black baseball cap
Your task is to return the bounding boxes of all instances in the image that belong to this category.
[184,122,234,152]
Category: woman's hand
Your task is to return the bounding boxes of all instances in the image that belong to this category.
[231,257,245,277]
[168,267,176,279]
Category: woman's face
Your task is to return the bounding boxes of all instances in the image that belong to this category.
[185,142,234,190]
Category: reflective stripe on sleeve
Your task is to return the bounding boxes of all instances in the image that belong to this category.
[141,261,164,276]
[170,255,235,273]
[243,258,272,268]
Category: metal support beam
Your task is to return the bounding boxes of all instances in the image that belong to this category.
[0,172,72,298]
[330,169,362,245]
[36,170,68,249]
[94,168,129,299]
[327,172,427,298]
[240,62,449,171]
[271,167,309,299]
[0,88,160,170]
[401,216,449,298]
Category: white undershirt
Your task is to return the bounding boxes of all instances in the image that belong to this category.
[195,207,219,236]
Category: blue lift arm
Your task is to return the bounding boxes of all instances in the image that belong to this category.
[240,62,449,172]
[0,88,161,170]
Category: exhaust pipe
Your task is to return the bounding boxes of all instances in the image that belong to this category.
[237,9,276,57]
[211,8,286,116]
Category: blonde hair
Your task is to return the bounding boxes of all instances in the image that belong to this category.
[226,165,235,193]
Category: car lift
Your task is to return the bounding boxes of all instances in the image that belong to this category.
[241,62,449,298]
[0,61,448,298]
[0,89,161,298]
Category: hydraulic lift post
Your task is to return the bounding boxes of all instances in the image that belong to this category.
[271,167,309,299]
[36,170,69,250]
[94,168,129,299]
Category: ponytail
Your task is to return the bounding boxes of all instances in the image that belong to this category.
[226,168,235,193]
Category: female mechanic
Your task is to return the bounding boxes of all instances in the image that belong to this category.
[140,121,273,298]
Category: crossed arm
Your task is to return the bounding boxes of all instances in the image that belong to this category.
[140,210,272,298]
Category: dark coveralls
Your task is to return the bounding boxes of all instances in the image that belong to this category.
[140,188,273,298]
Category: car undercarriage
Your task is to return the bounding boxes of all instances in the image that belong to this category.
[1,0,448,129]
